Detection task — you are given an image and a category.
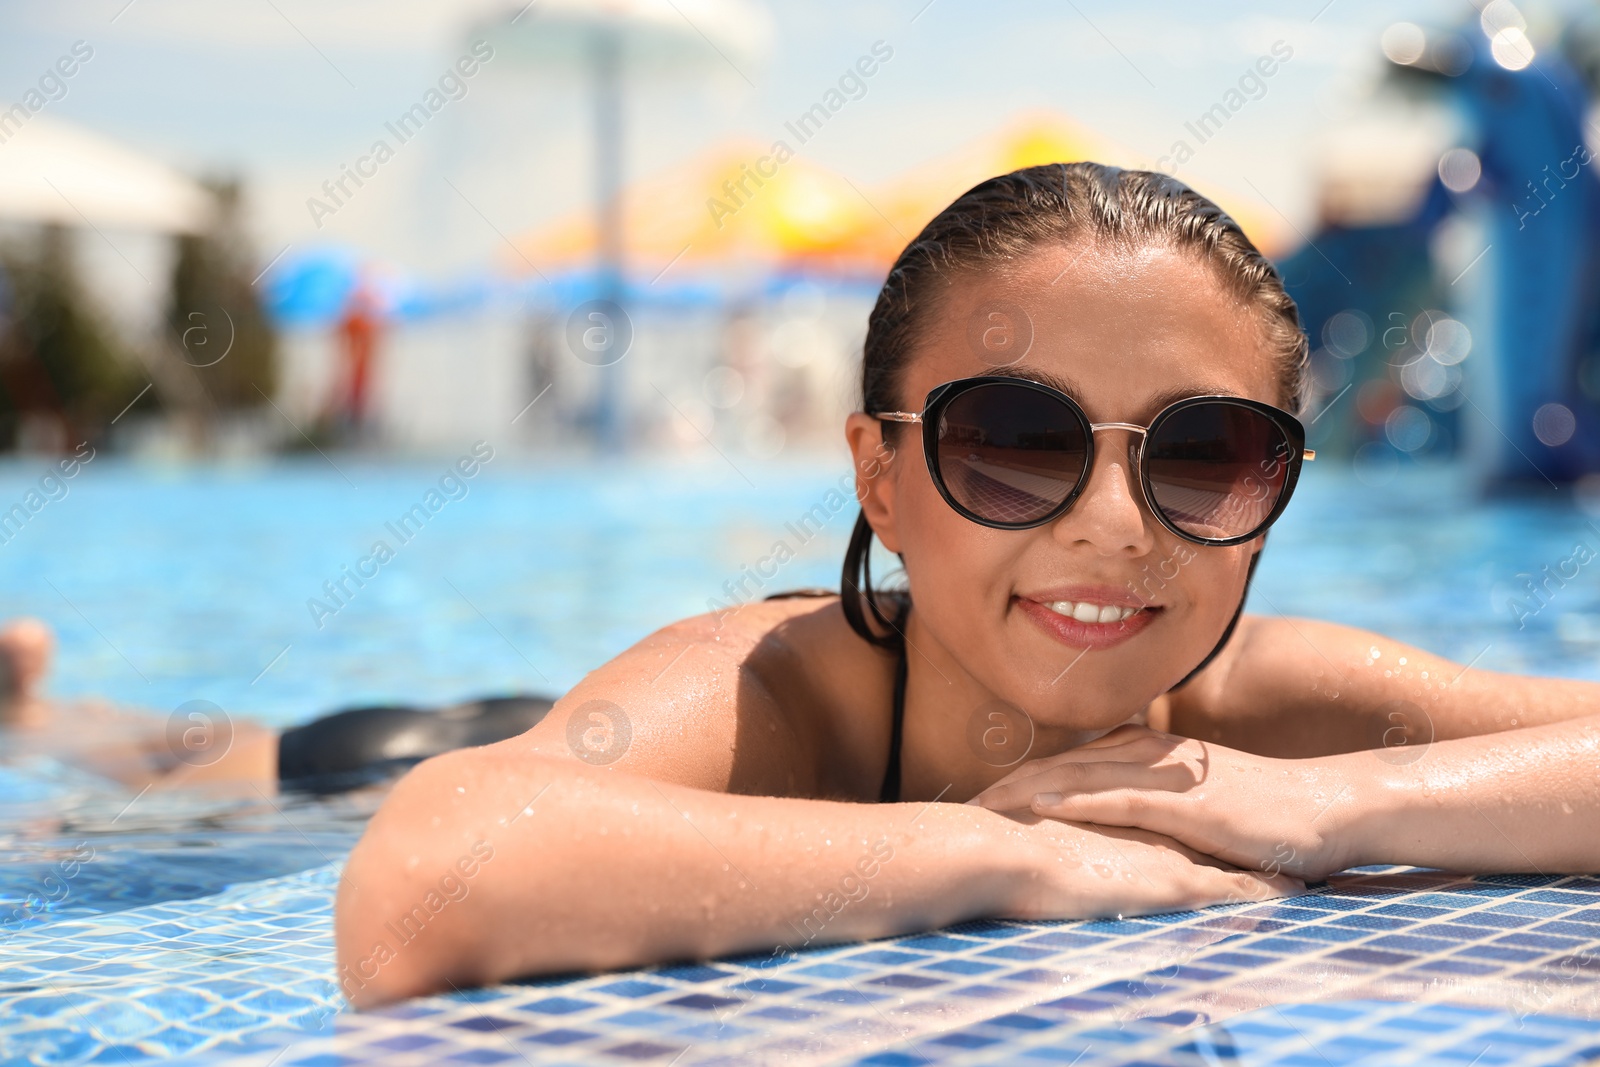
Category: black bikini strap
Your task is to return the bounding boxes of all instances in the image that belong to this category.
[880,638,907,803]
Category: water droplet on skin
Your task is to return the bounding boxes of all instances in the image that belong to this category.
[1093,863,1114,879]
[1562,801,1575,814]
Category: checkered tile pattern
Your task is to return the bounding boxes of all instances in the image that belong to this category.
[7,858,1597,1066]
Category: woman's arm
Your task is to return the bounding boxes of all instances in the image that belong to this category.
[971,712,1600,879]
[335,744,1297,1007]
[1171,614,1600,758]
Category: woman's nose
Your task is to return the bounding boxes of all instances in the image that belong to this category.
[1052,431,1155,554]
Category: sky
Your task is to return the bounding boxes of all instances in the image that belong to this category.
[0,0,1585,294]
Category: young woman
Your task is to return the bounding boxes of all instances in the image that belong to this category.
[334,163,1600,1008]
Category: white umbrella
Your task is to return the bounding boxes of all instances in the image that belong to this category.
[0,114,212,234]
[476,0,770,448]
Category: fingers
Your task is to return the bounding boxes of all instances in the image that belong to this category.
[964,729,1185,806]
[973,762,1195,813]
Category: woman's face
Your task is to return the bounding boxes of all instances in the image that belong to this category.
[847,239,1283,733]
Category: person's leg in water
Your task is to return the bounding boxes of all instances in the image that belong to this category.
[0,618,557,793]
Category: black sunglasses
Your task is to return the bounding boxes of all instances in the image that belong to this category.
[872,375,1314,546]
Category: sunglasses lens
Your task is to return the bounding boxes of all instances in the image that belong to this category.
[1146,403,1293,541]
[935,383,1089,525]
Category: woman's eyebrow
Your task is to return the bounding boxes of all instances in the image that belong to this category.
[988,368,1247,414]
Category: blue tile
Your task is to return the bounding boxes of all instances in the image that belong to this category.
[948,920,1027,939]
[1487,901,1570,918]
[748,1004,817,1022]
[1036,996,1117,1013]
[1536,919,1600,938]
[977,944,1054,961]
[650,964,735,983]
[1327,913,1414,931]
[444,1050,517,1065]
[807,988,888,1005]
[919,958,1000,976]
[1249,936,1331,955]
[1367,933,1459,953]
[1371,902,1453,919]
[1330,946,1417,966]
[602,1039,687,1060]
[1200,951,1280,968]
[448,1015,528,1034]
[731,977,806,995]
[865,973,945,990]
[847,949,932,966]
[369,1033,445,1051]
[1168,965,1231,982]
[1019,1042,1099,1062]
[1022,930,1112,950]
[791,962,867,980]
[593,980,671,999]
[1497,931,1585,951]
[1411,958,1499,976]
[986,1012,1056,1031]
[897,935,983,952]
[931,1030,1001,1049]
[523,996,596,1015]
[662,992,741,1011]
[517,1027,594,1046]
[1078,919,1162,935]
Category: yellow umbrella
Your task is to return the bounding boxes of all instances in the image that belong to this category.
[511,139,886,276]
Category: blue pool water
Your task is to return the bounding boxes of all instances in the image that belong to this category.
[2,453,1599,1065]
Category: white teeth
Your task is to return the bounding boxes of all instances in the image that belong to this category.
[1043,600,1142,624]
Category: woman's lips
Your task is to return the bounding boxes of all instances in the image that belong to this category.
[1013,595,1161,651]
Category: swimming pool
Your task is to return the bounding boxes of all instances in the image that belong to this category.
[2,453,1598,1065]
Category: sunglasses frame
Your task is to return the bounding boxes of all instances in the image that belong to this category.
[872,375,1315,547]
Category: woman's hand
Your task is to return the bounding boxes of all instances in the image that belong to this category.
[972,725,1362,882]
[997,810,1304,920]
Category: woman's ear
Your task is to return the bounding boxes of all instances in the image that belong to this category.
[844,412,903,553]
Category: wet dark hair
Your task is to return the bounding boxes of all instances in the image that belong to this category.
[840,162,1311,673]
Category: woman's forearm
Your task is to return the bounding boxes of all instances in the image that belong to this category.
[1341,712,1600,872]
[334,747,1021,1007]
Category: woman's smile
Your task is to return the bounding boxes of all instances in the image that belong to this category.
[1012,586,1163,650]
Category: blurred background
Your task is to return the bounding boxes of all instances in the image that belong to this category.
[4,0,1600,723]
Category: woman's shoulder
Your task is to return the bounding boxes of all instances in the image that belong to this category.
[517,591,897,800]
